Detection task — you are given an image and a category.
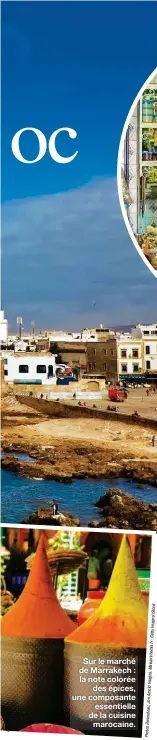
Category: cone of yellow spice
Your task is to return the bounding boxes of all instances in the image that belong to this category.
[64,536,148,736]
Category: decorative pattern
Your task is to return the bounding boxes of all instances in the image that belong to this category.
[123,105,139,234]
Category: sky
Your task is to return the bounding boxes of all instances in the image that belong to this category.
[2,0,157,331]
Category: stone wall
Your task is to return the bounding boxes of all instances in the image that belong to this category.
[16,394,157,429]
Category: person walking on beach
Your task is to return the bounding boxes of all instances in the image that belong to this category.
[151,435,155,447]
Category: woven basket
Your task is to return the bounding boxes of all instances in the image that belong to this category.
[1,636,64,731]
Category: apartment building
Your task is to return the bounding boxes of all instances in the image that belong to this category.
[117,336,143,380]
[86,338,117,382]
[117,333,157,382]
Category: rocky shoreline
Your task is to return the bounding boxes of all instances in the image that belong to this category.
[2,447,157,530]
[20,487,157,530]
[2,382,157,531]
[1,446,157,487]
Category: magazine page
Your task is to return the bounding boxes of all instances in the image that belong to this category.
[1,1,157,740]
[0,526,157,739]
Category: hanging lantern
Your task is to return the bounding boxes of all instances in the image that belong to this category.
[1,534,75,731]
[64,536,148,736]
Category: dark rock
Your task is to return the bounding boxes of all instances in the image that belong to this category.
[1,454,73,482]
[88,520,101,528]
[21,508,80,527]
[1,454,19,471]
[95,487,157,530]
[152,518,157,528]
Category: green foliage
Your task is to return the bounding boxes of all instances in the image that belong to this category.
[0,549,10,590]
[1,589,15,616]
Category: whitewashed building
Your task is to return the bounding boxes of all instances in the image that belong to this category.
[14,340,28,353]
[132,324,157,338]
[81,326,115,342]
[48,326,114,344]
[4,354,57,385]
[0,309,8,344]
[48,331,81,343]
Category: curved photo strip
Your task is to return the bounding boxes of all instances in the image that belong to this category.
[1,526,157,738]
[117,68,157,277]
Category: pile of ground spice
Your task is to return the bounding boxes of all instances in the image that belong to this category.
[2,534,75,639]
[65,535,148,648]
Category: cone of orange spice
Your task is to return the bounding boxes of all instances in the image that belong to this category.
[1,534,75,730]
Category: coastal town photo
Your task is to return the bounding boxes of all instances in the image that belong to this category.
[1,527,151,735]
[1,311,157,530]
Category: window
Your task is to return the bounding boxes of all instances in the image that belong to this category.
[133,364,139,372]
[89,363,92,370]
[144,331,149,336]
[4,369,8,376]
[92,363,95,370]
[19,365,29,373]
[36,365,46,373]
[146,360,151,370]
[48,365,53,378]
[111,349,114,356]
[132,349,139,358]
[121,349,127,358]
[121,364,127,372]
[146,346,150,355]
[104,349,107,356]
[96,328,107,333]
